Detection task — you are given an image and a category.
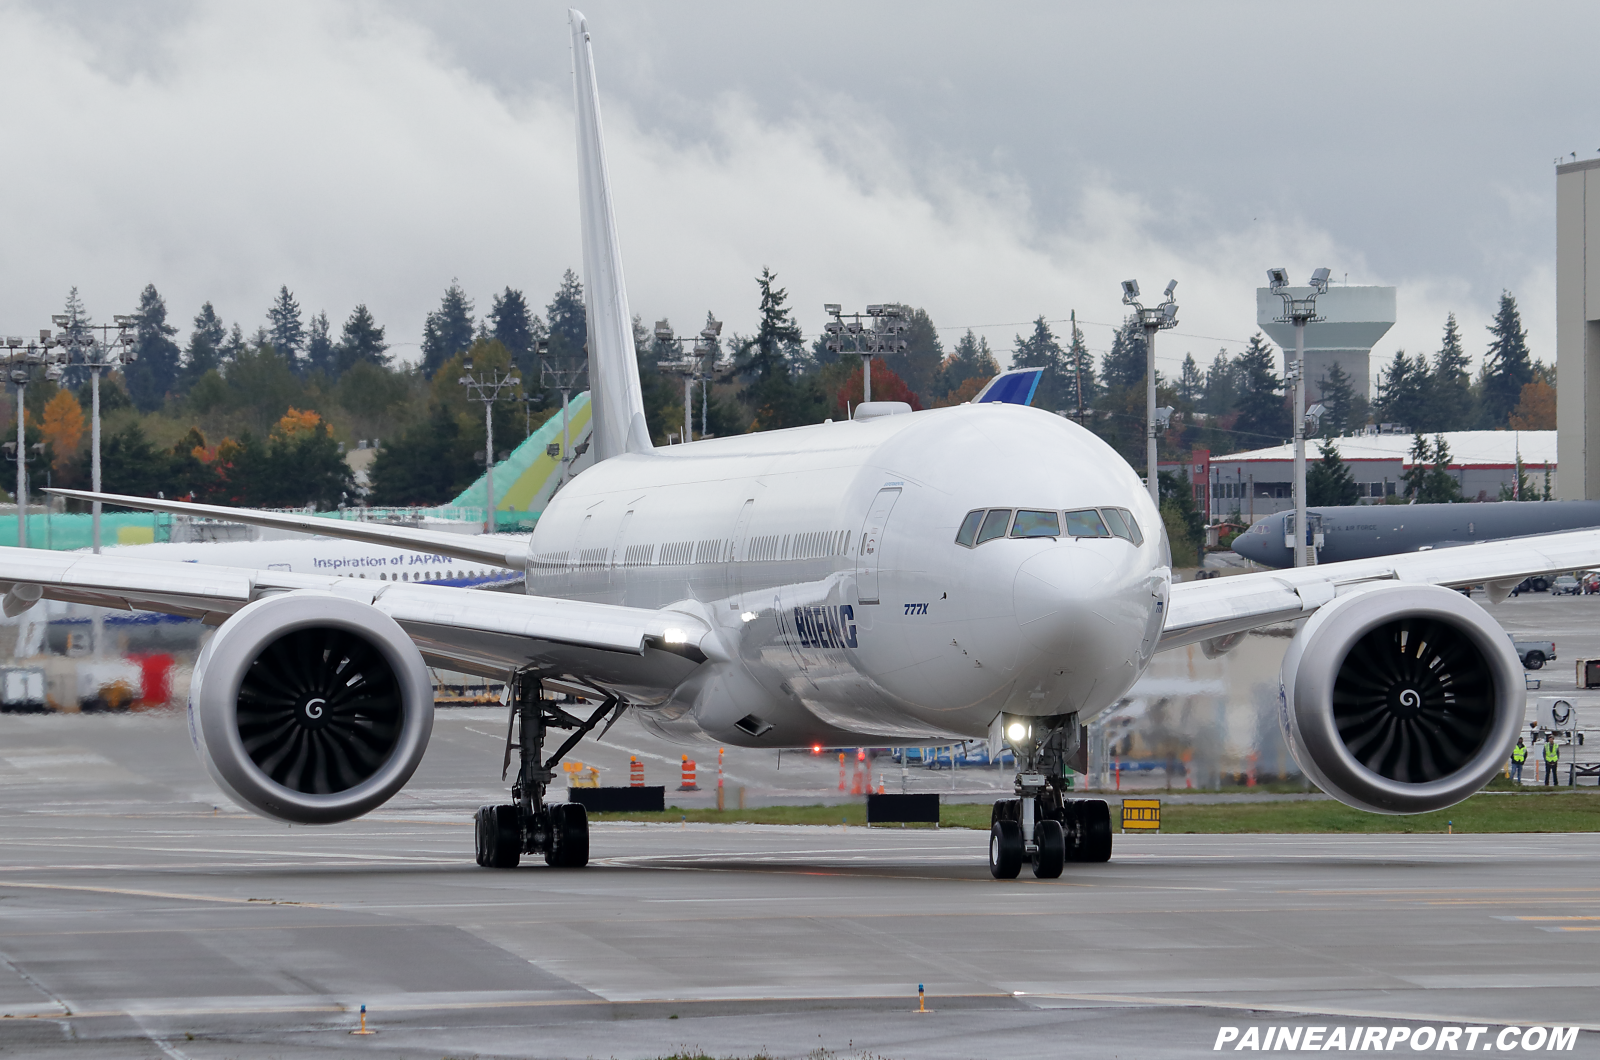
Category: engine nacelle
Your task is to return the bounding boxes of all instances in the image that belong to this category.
[189,593,434,824]
[1279,583,1522,814]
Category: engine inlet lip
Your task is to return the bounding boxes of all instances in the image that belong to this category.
[1285,583,1523,815]
[192,592,434,825]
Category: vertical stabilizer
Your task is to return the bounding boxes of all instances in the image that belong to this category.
[570,10,652,461]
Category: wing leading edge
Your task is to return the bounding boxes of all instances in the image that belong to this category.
[1161,525,1600,650]
[0,545,716,703]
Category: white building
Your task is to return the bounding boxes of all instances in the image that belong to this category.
[1181,430,1557,524]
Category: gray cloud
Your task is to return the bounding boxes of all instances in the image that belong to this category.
[3,1,1589,381]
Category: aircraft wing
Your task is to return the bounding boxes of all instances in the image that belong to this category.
[45,489,527,570]
[1160,526,1600,651]
[0,546,714,704]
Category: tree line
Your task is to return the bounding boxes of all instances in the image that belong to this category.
[14,275,1549,516]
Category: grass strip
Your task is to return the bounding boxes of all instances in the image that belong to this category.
[586,790,1600,833]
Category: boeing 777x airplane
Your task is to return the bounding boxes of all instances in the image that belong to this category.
[21,11,1600,879]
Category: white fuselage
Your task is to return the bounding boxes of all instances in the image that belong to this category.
[523,402,1170,747]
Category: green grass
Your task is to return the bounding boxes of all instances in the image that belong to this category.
[588,788,1600,833]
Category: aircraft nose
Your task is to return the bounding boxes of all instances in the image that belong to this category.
[1232,527,1262,562]
[1012,546,1130,661]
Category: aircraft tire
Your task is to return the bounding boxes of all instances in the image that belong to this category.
[545,803,590,868]
[1525,652,1545,670]
[989,819,1023,879]
[1075,800,1113,863]
[1031,819,1065,878]
[475,804,521,869]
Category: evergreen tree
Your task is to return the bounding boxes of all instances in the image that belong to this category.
[1177,353,1203,404]
[1479,291,1534,428]
[1373,349,1429,430]
[368,401,477,504]
[266,285,305,373]
[420,279,476,378]
[1062,314,1095,419]
[181,302,226,389]
[1231,334,1288,448]
[1427,313,1474,430]
[1307,440,1360,506]
[545,269,587,355]
[304,311,336,377]
[1010,316,1068,410]
[1422,435,1463,503]
[1099,317,1147,392]
[736,268,807,429]
[937,330,999,401]
[883,307,942,403]
[336,304,389,375]
[221,323,248,361]
[1202,349,1238,416]
[1317,361,1357,437]
[56,287,95,388]
[101,423,173,497]
[488,287,542,370]
[123,284,181,412]
[1157,470,1204,567]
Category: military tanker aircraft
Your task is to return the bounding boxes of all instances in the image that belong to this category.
[15,10,1600,880]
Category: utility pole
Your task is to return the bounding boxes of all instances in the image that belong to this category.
[823,304,908,408]
[0,334,68,548]
[1120,279,1180,505]
[51,315,136,554]
[539,344,585,491]
[1268,267,1331,567]
[458,356,522,534]
[1071,310,1086,425]
[653,316,724,443]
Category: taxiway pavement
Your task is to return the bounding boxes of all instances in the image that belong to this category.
[0,711,1596,1058]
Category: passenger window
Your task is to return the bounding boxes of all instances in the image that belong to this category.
[976,509,1012,544]
[956,510,985,547]
[1010,510,1060,538]
[1122,509,1144,546]
[1102,508,1133,542]
[1063,509,1110,538]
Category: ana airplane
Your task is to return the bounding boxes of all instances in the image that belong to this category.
[17,11,1600,879]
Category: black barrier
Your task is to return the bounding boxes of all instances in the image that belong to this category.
[866,793,940,824]
[566,786,665,812]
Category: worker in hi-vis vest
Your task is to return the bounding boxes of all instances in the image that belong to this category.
[1510,738,1527,784]
[1543,735,1560,786]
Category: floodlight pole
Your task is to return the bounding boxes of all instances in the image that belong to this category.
[1269,270,1329,567]
[458,361,523,534]
[539,350,585,488]
[824,304,907,412]
[1121,281,1180,506]
[653,318,723,444]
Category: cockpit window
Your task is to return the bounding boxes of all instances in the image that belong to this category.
[955,509,985,547]
[1101,507,1132,542]
[1063,509,1110,538]
[976,509,1012,544]
[1122,510,1144,546]
[1010,510,1060,538]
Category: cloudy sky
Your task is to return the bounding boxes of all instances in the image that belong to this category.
[3,1,1595,383]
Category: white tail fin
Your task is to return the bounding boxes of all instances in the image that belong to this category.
[570,10,652,462]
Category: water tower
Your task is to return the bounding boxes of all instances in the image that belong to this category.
[1255,285,1396,403]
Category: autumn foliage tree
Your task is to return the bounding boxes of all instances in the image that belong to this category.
[39,390,85,472]
[834,363,922,416]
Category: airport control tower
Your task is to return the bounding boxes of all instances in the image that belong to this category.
[1255,285,1396,404]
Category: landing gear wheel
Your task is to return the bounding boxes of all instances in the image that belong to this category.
[1066,799,1113,863]
[989,819,1023,879]
[545,803,590,868]
[475,804,521,868]
[1031,819,1065,878]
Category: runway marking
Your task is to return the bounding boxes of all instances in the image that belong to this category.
[0,879,324,907]
[1016,991,1600,1032]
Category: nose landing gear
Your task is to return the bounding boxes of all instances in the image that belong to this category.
[988,714,1112,878]
[473,672,618,870]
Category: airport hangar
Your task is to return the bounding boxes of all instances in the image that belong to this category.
[1160,428,1556,525]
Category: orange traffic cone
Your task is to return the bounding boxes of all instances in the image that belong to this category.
[678,755,699,791]
[630,756,645,787]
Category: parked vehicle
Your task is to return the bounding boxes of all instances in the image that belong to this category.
[1553,575,1582,596]
[1512,577,1552,595]
[1509,635,1557,670]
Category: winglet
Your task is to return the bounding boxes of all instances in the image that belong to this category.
[570,10,653,461]
[971,367,1044,406]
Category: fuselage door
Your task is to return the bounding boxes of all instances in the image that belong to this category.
[856,488,901,605]
[727,498,755,605]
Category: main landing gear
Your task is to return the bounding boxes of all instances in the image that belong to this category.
[474,672,620,870]
[988,714,1112,879]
